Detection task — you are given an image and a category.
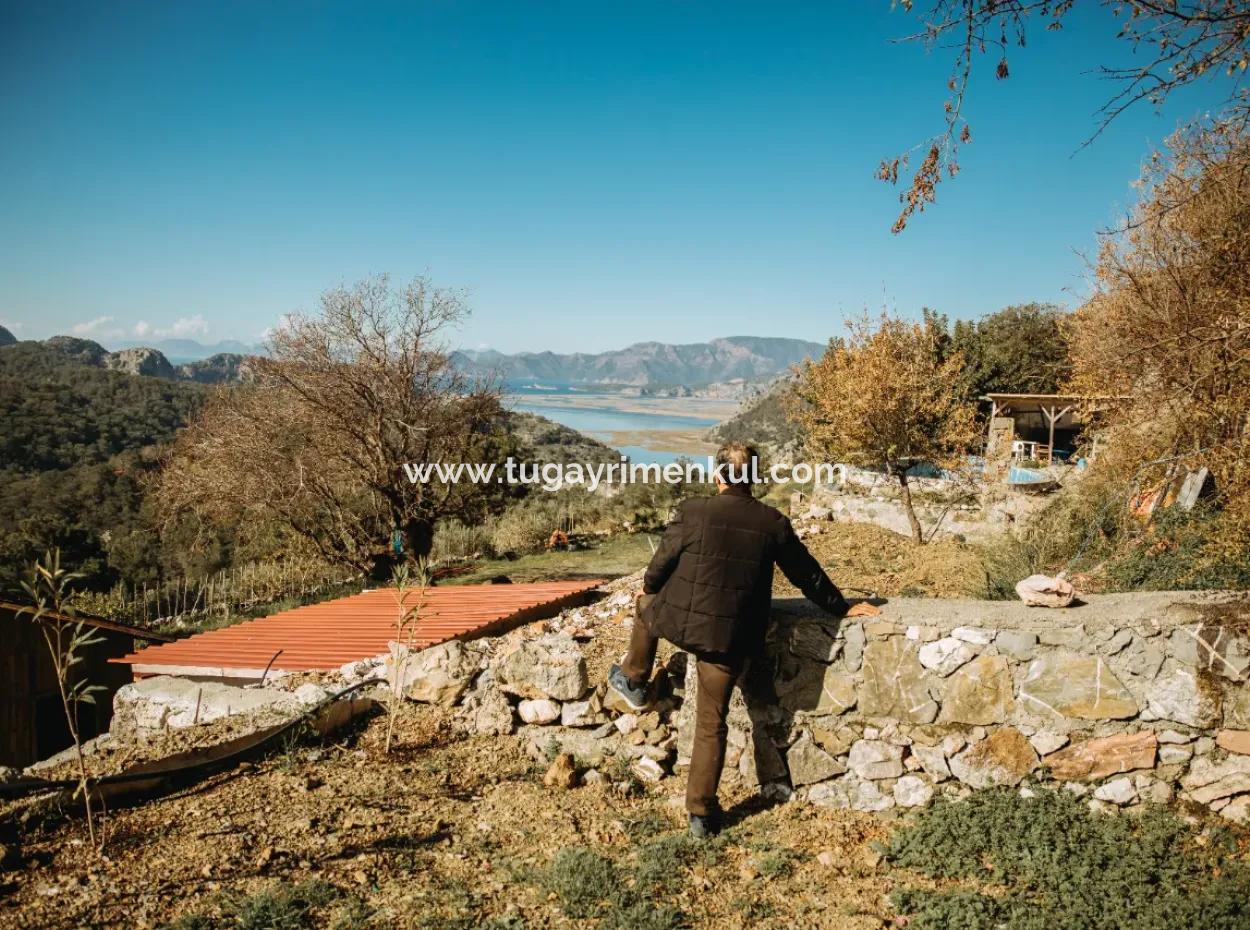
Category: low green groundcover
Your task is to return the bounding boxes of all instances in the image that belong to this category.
[887,787,1250,930]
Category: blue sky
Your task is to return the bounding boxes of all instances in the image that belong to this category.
[0,1,1227,353]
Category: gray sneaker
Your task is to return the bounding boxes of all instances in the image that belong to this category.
[688,812,720,839]
[608,664,649,710]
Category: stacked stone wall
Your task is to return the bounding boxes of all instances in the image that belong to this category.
[675,591,1250,819]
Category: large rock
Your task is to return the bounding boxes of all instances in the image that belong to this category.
[786,732,846,786]
[1018,651,1137,720]
[496,634,589,701]
[847,739,904,780]
[517,725,618,766]
[1180,755,1250,805]
[1016,573,1075,608]
[775,661,857,715]
[1141,667,1221,728]
[1042,731,1157,781]
[858,638,938,723]
[842,623,866,671]
[789,621,844,663]
[894,775,934,808]
[995,630,1038,660]
[910,744,951,782]
[938,655,1013,725]
[389,640,481,705]
[543,754,578,789]
[1093,776,1137,805]
[808,775,895,812]
[1221,796,1250,824]
[730,726,788,786]
[560,696,606,728]
[1216,730,1250,755]
[1169,624,1250,682]
[1226,688,1250,729]
[518,698,561,724]
[1119,638,1166,679]
[112,676,301,735]
[949,727,1038,788]
[918,637,975,676]
[470,688,515,736]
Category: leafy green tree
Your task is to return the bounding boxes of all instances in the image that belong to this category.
[950,303,1071,397]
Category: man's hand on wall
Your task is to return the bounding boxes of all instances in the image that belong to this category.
[845,601,882,618]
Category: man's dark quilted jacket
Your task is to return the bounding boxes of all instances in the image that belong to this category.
[641,485,849,656]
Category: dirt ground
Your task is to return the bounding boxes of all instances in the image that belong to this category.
[0,700,901,930]
[455,521,987,600]
[0,522,988,929]
[776,523,986,600]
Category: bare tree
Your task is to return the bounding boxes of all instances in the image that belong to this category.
[156,275,504,579]
[884,1,1250,231]
[1067,121,1250,557]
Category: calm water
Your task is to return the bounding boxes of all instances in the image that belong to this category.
[509,384,720,465]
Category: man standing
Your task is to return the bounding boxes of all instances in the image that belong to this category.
[608,442,879,837]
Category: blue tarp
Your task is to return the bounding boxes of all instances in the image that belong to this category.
[1008,466,1051,485]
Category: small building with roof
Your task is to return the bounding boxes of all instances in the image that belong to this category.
[983,393,1094,467]
[0,602,174,768]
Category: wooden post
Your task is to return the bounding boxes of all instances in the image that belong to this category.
[1041,404,1073,464]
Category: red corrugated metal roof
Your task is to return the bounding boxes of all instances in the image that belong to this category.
[112,580,603,678]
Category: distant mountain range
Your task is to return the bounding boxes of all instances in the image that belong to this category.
[109,337,264,363]
[452,336,824,387]
[1,332,825,390]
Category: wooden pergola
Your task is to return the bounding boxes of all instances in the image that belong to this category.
[983,393,1087,465]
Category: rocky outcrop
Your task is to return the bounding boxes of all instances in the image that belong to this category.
[104,347,176,379]
[43,335,108,366]
[176,352,250,384]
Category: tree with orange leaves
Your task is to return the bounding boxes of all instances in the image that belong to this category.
[788,311,978,543]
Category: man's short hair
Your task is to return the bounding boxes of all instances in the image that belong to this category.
[715,442,760,485]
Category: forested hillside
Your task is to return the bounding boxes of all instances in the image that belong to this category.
[0,341,623,599]
[0,342,207,594]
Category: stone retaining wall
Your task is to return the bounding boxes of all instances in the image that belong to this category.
[675,591,1250,820]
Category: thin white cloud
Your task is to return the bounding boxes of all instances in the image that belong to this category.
[71,316,117,336]
[131,315,210,340]
[165,314,209,338]
[259,313,296,341]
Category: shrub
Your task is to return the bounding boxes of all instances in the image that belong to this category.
[431,520,494,562]
[165,880,346,930]
[542,844,690,930]
[979,474,1250,598]
[886,787,1250,930]
[543,848,624,920]
[1103,504,1250,591]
